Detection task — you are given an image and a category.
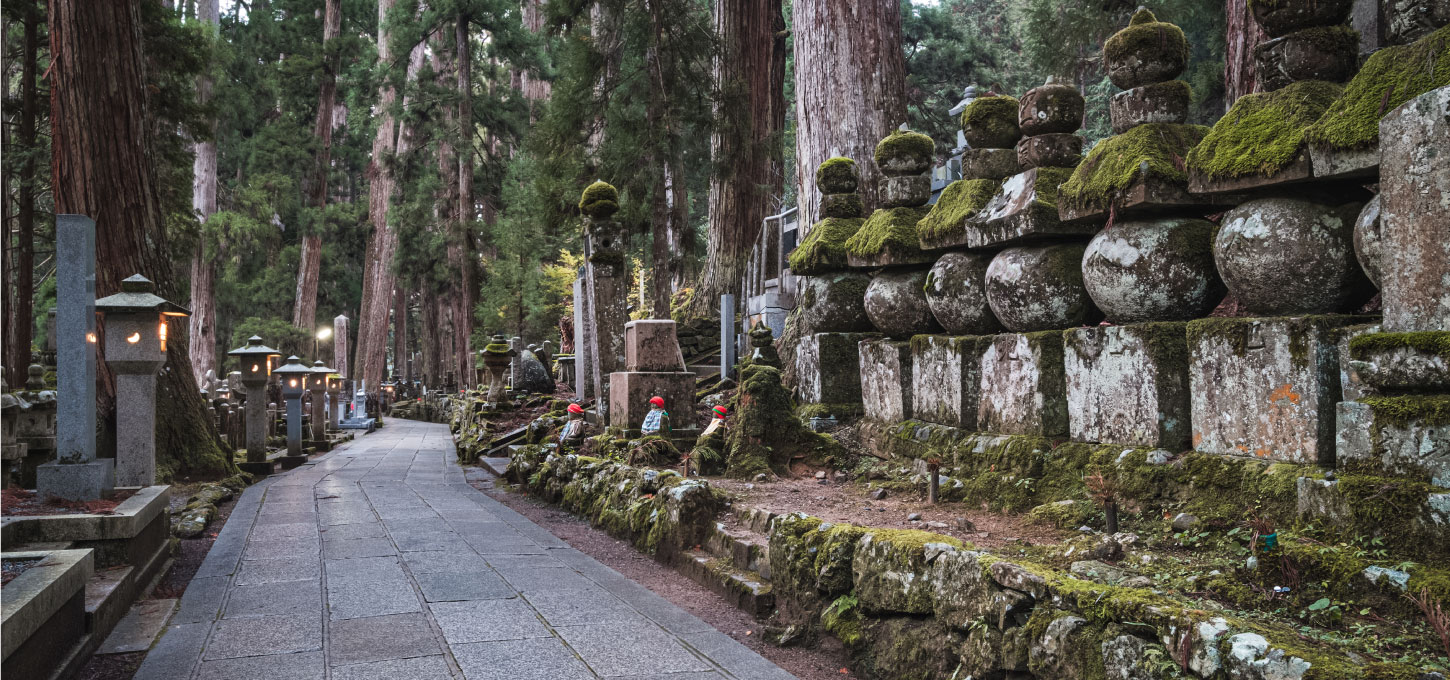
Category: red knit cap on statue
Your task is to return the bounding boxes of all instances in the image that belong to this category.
[712,405,728,418]
[567,403,584,414]
[649,396,665,407]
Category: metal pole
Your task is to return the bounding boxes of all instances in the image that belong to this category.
[720,294,735,380]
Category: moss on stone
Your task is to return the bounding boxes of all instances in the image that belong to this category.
[588,249,625,270]
[1361,395,1450,428]
[1060,122,1207,209]
[820,594,864,647]
[959,95,1021,147]
[916,178,1000,243]
[796,402,864,422]
[1103,11,1188,68]
[820,193,864,219]
[1305,24,1450,151]
[843,206,931,259]
[579,180,620,218]
[788,217,865,275]
[816,157,859,192]
[1133,78,1193,103]
[1186,80,1342,180]
[1349,330,1450,362]
[724,364,841,478]
[873,130,935,168]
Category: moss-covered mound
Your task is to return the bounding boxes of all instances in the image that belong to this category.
[1305,24,1450,151]
[816,156,859,193]
[1185,80,1342,180]
[916,178,1000,244]
[1059,123,1206,210]
[960,95,1021,149]
[844,206,931,260]
[723,364,840,478]
[873,130,935,173]
[788,217,865,275]
[579,180,620,218]
[1103,8,1188,86]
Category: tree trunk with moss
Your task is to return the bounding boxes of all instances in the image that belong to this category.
[689,0,786,319]
[51,0,233,479]
[188,0,220,384]
[793,0,908,235]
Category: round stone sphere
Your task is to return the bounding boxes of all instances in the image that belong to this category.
[924,252,1003,335]
[1019,82,1085,136]
[1214,197,1373,315]
[1352,194,1383,289]
[1082,217,1224,323]
[1104,9,1189,89]
[985,244,1102,332]
[865,269,942,338]
[797,272,875,335]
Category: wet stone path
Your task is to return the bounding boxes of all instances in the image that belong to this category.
[134,419,793,680]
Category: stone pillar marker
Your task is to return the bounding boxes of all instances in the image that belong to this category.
[509,336,525,387]
[273,356,311,468]
[1379,86,1449,332]
[333,314,350,390]
[720,294,736,381]
[93,274,190,487]
[37,215,114,501]
[573,277,592,398]
[228,336,282,477]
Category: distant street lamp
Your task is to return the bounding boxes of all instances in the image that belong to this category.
[314,326,333,360]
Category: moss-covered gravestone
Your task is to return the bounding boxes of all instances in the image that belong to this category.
[844,131,936,268]
[917,95,1020,251]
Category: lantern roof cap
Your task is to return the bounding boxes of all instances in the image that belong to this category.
[310,360,337,374]
[95,274,190,316]
[227,335,282,358]
[273,355,313,375]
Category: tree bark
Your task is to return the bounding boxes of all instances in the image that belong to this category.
[50,0,232,477]
[520,0,551,113]
[793,0,908,233]
[692,0,786,318]
[393,286,408,381]
[292,0,341,334]
[454,14,476,388]
[667,153,690,293]
[1224,0,1266,106]
[7,2,41,387]
[188,0,219,384]
[646,0,673,319]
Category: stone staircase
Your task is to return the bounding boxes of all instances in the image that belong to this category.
[674,506,777,619]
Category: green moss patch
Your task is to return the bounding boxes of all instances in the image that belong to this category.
[788,217,865,275]
[1305,24,1450,151]
[1349,330,1450,363]
[579,180,620,218]
[959,95,1021,148]
[1360,395,1450,428]
[1059,123,1205,210]
[843,206,931,259]
[816,156,859,192]
[916,178,1000,243]
[1103,9,1187,67]
[1186,80,1342,180]
[874,130,935,168]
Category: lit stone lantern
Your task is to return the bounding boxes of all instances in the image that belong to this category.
[227,335,281,477]
[94,274,189,487]
[309,361,335,445]
[273,356,312,468]
[326,373,344,432]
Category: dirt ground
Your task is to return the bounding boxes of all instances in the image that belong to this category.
[477,476,856,680]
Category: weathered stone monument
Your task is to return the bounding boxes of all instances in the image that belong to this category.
[37,215,114,501]
[580,181,629,419]
[228,336,280,476]
[609,320,697,444]
[93,274,189,486]
[333,313,350,384]
[479,336,515,405]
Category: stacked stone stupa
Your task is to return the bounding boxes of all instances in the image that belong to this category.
[916,92,1021,252]
[788,158,879,409]
[843,130,945,423]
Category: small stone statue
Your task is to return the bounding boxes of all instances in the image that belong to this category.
[748,322,781,368]
[559,403,588,448]
[701,405,728,438]
[640,396,671,437]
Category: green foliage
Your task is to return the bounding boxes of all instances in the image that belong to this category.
[1186,80,1343,180]
[229,317,312,359]
[1306,24,1450,151]
[1060,122,1207,210]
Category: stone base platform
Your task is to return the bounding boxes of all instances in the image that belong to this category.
[798,332,880,404]
[1064,323,1191,449]
[978,331,1069,437]
[608,370,696,431]
[1,548,92,680]
[1187,316,1366,465]
[1337,399,1450,485]
[911,335,992,429]
[859,339,914,423]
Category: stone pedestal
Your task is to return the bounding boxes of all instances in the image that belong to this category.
[113,374,159,487]
[911,335,990,429]
[978,332,1068,436]
[1065,323,1191,448]
[237,383,271,477]
[1337,400,1450,485]
[797,332,879,405]
[282,396,306,468]
[859,339,914,423]
[1187,316,1362,464]
[607,372,696,436]
[625,320,688,371]
[1380,86,1450,332]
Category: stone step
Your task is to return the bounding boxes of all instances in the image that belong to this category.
[675,550,775,620]
[732,506,778,535]
[704,523,771,579]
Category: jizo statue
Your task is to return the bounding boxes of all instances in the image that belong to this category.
[640,395,670,437]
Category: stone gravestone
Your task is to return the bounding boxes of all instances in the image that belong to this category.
[608,320,697,444]
[573,276,593,399]
[509,337,525,387]
[37,215,114,501]
[333,314,350,381]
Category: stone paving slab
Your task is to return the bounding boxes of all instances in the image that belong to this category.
[131,419,796,679]
[97,598,177,654]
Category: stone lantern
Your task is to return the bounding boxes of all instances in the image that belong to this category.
[479,335,516,405]
[326,372,344,432]
[227,335,281,477]
[309,361,335,446]
[273,356,311,468]
[94,274,189,487]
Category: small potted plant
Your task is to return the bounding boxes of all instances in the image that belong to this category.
[1084,471,1119,535]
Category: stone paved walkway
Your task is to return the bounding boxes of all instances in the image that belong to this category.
[134,419,794,679]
